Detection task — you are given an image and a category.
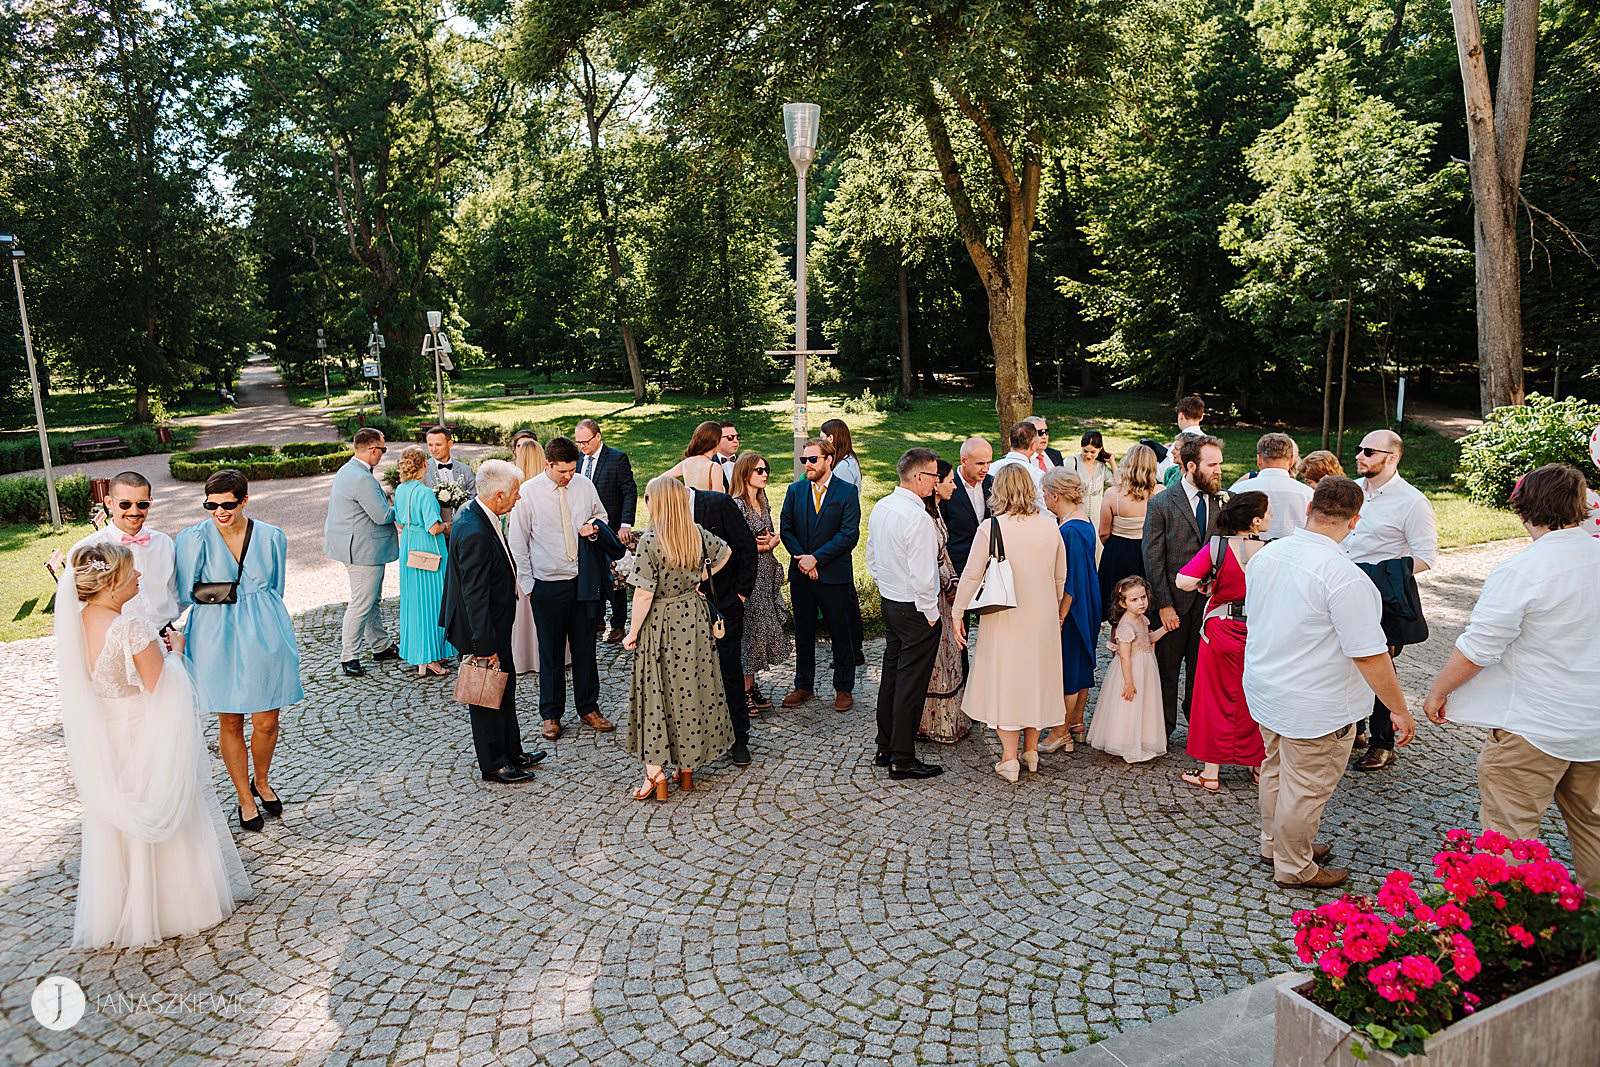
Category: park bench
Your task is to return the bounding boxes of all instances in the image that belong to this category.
[71,436,128,459]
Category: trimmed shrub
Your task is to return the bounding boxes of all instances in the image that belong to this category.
[335,412,410,442]
[169,441,349,482]
[0,473,93,524]
[0,424,195,475]
[1458,394,1600,507]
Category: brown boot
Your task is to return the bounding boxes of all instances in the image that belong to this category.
[781,688,813,708]
[1276,866,1349,890]
[1353,747,1396,772]
[833,692,854,712]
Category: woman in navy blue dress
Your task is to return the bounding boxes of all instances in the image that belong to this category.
[1041,467,1102,752]
[175,469,303,832]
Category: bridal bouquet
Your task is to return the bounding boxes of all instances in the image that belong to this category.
[435,480,471,510]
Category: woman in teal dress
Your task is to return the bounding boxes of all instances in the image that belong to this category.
[394,446,456,676]
[175,468,303,832]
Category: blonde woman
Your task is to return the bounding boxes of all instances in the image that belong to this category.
[511,430,546,483]
[622,475,735,799]
[57,542,253,948]
[1097,442,1161,619]
[664,421,727,492]
[952,464,1068,782]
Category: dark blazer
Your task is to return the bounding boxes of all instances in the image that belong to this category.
[440,500,516,658]
[692,489,757,610]
[940,473,994,575]
[779,477,860,586]
[1141,481,1221,615]
[577,520,628,605]
[585,445,637,529]
[1044,446,1064,467]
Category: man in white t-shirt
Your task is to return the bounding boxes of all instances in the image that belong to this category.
[1244,476,1415,890]
[73,471,181,633]
[1157,394,1206,486]
[1227,432,1314,540]
[987,421,1046,513]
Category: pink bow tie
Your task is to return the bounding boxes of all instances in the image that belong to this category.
[120,531,151,547]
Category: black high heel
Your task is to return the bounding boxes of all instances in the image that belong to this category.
[250,779,283,818]
[238,802,265,832]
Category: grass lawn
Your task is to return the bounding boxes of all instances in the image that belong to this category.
[0,385,231,433]
[0,521,87,643]
[285,366,631,409]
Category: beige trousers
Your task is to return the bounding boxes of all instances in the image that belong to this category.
[1258,722,1357,881]
[1478,729,1600,895]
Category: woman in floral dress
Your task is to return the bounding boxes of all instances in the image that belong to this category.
[730,452,790,713]
[919,460,967,743]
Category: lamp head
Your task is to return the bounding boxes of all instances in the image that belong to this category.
[426,310,443,331]
[782,103,820,173]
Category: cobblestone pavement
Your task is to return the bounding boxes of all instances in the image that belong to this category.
[4,536,1573,1067]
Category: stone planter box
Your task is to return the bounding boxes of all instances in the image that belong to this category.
[1274,959,1600,1067]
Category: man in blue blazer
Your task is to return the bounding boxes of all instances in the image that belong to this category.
[323,428,400,677]
[779,437,861,711]
[574,418,637,643]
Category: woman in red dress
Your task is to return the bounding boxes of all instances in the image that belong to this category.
[1174,491,1273,792]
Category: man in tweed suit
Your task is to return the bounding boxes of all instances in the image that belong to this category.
[1142,433,1224,737]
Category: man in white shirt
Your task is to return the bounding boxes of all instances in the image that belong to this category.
[1228,432,1314,540]
[1157,394,1207,485]
[988,421,1046,512]
[74,471,181,632]
[1423,465,1600,893]
[1244,477,1415,890]
[1343,429,1439,771]
[507,435,612,740]
[865,448,945,782]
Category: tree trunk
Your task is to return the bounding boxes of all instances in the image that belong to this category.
[897,257,913,396]
[1450,0,1537,414]
[1321,325,1337,449]
[1336,295,1353,454]
[985,276,1032,434]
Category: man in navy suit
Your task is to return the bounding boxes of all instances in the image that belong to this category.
[779,437,861,712]
[574,418,637,643]
[941,436,993,576]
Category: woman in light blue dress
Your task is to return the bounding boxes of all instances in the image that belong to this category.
[175,469,303,833]
[394,446,456,675]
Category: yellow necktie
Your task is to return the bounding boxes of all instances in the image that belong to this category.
[812,483,823,513]
[558,485,578,560]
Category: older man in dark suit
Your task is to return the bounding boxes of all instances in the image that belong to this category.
[779,437,861,712]
[1142,433,1224,738]
[574,418,637,643]
[441,459,546,783]
[690,487,758,765]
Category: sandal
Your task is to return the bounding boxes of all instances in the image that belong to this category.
[1069,725,1088,744]
[1181,769,1221,794]
[632,770,669,801]
[1248,766,1262,786]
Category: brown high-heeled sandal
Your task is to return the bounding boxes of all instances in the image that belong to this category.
[674,769,694,793]
[633,770,669,801]
[1181,769,1221,793]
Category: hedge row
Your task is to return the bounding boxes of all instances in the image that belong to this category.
[0,473,94,524]
[168,441,350,483]
[336,411,565,449]
[0,424,196,476]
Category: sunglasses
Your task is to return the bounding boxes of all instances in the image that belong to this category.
[115,500,153,511]
[800,456,821,465]
[722,433,739,441]
[753,466,769,475]
[1357,447,1394,458]
[203,499,243,511]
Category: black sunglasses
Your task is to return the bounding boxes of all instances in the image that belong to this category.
[203,499,243,511]
[800,456,821,465]
[753,465,769,475]
[116,500,153,511]
[1357,446,1394,458]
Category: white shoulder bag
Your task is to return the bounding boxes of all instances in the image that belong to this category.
[969,517,1017,614]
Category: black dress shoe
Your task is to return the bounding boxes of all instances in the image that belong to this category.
[729,742,752,766]
[874,751,890,767]
[372,645,401,662]
[341,659,366,677]
[238,805,265,832]
[888,759,944,780]
[1353,747,1396,772]
[481,765,534,784]
[250,779,283,818]
[511,751,548,770]
[854,649,866,666]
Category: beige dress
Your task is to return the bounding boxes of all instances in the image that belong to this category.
[952,512,1067,731]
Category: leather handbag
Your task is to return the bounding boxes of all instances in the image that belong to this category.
[701,541,726,639]
[453,656,508,708]
[969,518,1017,615]
[192,519,254,606]
[406,549,442,571]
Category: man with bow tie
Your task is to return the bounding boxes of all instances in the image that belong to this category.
[72,471,180,632]
[423,425,476,498]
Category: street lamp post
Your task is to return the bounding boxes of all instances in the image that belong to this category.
[2,235,61,531]
[365,322,387,419]
[423,310,452,428]
[317,328,329,405]
[783,103,821,480]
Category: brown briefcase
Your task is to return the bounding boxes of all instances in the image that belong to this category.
[453,657,508,708]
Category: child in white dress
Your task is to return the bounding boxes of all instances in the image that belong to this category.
[1087,577,1169,763]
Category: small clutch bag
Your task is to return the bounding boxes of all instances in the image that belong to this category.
[407,550,442,571]
[191,581,238,605]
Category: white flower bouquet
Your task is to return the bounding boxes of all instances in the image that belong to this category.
[435,480,471,510]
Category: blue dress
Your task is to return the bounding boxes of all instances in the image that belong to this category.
[395,480,456,665]
[175,519,304,715]
[1060,516,1102,693]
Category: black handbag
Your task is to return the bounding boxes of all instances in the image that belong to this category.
[701,540,726,640]
[192,519,254,605]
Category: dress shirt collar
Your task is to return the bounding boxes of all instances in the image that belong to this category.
[1182,476,1201,506]
[1290,527,1342,552]
[1255,467,1293,481]
[812,475,832,497]
[1361,471,1408,499]
[354,456,374,474]
[891,486,924,507]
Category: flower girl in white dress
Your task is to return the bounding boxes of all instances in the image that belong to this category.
[59,543,253,949]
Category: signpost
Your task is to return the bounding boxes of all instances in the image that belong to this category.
[365,322,387,419]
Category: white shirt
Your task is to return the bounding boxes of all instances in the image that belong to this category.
[1157,425,1206,479]
[1228,468,1314,540]
[1243,529,1388,738]
[1343,474,1439,567]
[989,452,1046,512]
[579,450,600,482]
[1447,528,1600,761]
[76,523,181,628]
[473,497,514,568]
[507,472,608,591]
[960,473,987,521]
[865,487,941,622]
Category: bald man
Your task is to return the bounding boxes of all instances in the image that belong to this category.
[1343,429,1438,771]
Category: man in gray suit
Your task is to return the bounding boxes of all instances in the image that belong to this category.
[1142,433,1223,737]
[324,427,400,677]
[423,425,475,498]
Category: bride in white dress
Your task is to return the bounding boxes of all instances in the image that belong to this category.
[58,542,254,950]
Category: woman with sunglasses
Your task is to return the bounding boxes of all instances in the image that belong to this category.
[729,452,789,712]
[175,469,303,833]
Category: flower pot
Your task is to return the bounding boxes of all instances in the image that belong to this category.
[1274,960,1600,1067]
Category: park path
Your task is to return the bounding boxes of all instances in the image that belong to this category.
[1404,397,1482,441]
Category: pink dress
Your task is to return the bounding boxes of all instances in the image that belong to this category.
[1087,615,1166,763]
[1177,541,1264,767]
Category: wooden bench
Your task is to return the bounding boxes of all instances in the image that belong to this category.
[71,436,128,459]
